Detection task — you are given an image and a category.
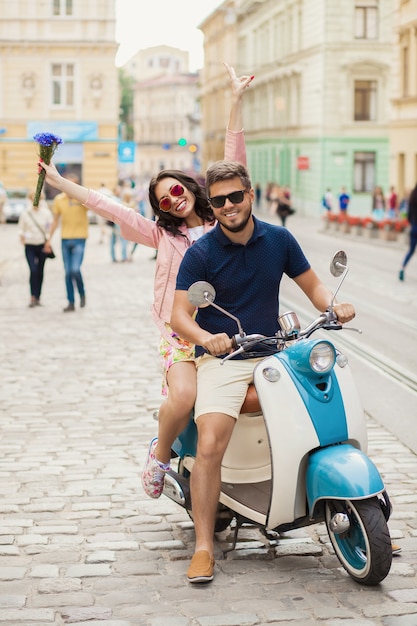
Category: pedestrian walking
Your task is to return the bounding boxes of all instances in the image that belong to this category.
[387,185,398,218]
[110,187,133,263]
[37,63,254,501]
[338,186,350,217]
[399,189,410,216]
[276,185,294,227]
[130,184,149,260]
[254,183,262,210]
[48,171,89,312]
[17,191,53,307]
[371,186,386,220]
[399,182,417,281]
[270,184,294,227]
[321,188,333,212]
[96,182,113,243]
[110,221,128,262]
[0,182,6,224]
[268,183,280,215]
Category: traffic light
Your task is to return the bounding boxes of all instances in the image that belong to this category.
[188,144,198,153]
[178,138,187,147]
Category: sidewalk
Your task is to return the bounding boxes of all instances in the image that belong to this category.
[0,222,417,626]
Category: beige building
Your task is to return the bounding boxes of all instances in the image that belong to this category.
[200,0,397,216]
[199,0,239,169]
[0,0,119,195]
[122,46,202,182]
[390,0,417,197]
[123,44,190,82]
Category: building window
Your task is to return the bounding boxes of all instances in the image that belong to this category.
[52,63,74,106]
[53,0,73,16]
[354,80,376,121]
[354,152,375,192]
[355,2,378,39]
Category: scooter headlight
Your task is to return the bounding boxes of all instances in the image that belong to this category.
[309,341,335,373]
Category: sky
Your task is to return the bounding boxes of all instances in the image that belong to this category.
[115,0,223,71]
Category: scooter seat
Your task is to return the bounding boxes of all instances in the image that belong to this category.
[241,383,261,413]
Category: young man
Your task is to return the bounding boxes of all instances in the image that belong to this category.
[49,172,89,312]
[338,186,350,216]
[170,160,356,583]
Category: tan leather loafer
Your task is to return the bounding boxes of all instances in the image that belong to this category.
[187,550,215,583]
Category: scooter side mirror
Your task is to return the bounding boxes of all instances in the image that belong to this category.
[330,250,348,277]
[187,280,246,338]
[187,281,216,308]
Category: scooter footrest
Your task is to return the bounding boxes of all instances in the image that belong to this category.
[163,470,192,509]
[221,480,271,515]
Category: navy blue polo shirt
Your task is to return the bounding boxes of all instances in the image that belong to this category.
[176,216,311,357]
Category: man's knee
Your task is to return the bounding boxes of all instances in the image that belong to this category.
[197,414,234,458]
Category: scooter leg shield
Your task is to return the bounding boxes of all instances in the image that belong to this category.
[306,444,385,514]
[171,411,197,459]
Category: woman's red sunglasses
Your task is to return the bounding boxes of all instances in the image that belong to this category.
[158,184,185,212]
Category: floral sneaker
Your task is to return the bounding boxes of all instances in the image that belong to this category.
[141,437,170,498]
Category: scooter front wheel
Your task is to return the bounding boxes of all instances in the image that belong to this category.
[325,498,392,585]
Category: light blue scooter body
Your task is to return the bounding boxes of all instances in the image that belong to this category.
[171,410,197,459]
[306,443,385,515]
[171,339,387,529]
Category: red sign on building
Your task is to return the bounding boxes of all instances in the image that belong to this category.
[297,156,310,170]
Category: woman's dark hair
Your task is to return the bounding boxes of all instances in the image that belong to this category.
[148,170,214,236]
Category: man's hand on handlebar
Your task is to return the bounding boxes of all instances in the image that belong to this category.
[201,333,233,357]
[333,303,355,324]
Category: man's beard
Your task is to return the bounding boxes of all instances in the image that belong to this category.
[219,210,252,233]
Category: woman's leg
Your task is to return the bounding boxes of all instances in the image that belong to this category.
[155,360,197,464]
[35,247,46,300]
[141,360,196,499]
[70,239,86,298]
[62,240,75,304]
[400,227,417,280]
[402,230,417,268]
[110,228,117,262]
[25,245,38,303]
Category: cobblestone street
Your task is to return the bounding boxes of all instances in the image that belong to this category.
[1,219,417,626]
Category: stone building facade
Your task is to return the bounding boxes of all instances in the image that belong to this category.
[390,0,417,196]
[200,0,395,216]
[123,46,202,183]
[0,0,119,195]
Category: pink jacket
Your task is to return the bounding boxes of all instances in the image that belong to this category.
[83,128,246,344]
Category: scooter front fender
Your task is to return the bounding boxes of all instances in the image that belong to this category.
[306,444,385,514]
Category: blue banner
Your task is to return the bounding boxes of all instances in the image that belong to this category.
[118,142,136,163]
[28,121,98,141]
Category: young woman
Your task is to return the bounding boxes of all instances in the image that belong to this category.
[38,63,254,498]
[18,191,53,307]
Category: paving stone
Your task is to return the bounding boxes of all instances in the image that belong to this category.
[0,594,26,608]
[0,608,55,622]
[64,564,112,578]
[0,223,416,626]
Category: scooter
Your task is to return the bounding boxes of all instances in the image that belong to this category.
[162,251,393,585]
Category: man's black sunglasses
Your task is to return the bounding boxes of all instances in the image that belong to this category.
[208,189,248,209]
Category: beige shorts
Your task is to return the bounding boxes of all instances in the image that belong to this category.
[194,354,263,420]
